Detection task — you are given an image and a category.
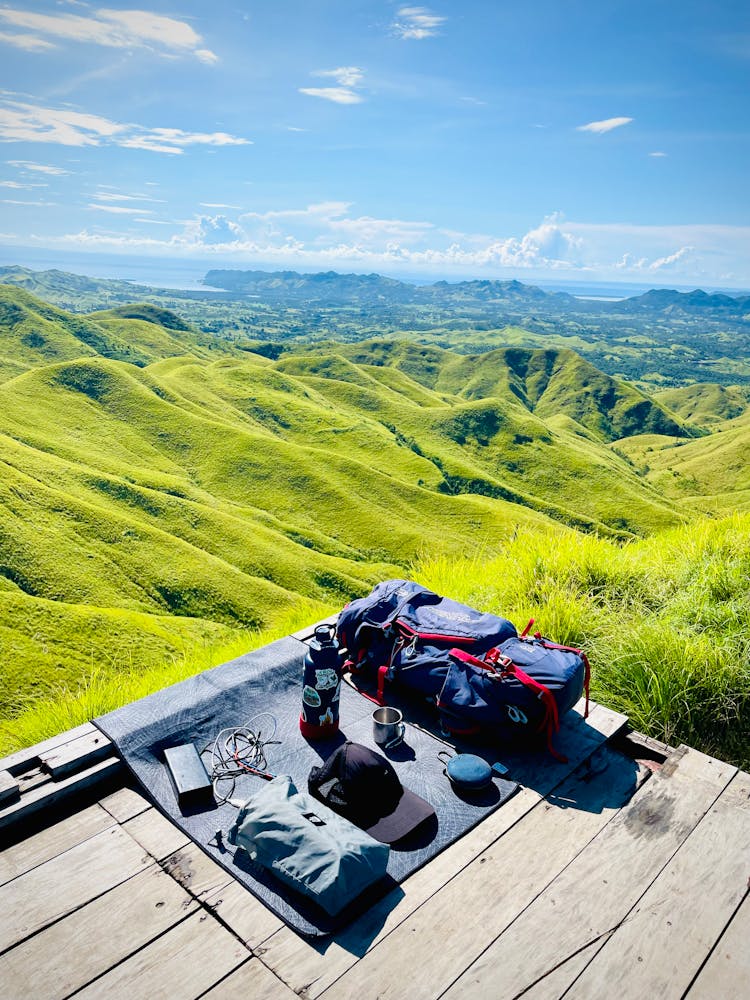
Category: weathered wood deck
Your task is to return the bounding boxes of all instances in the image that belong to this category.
[1,627,748,999]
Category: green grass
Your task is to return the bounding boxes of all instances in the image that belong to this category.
[0,598,333,756]
[413,513,750,768]
[2,289,749,764]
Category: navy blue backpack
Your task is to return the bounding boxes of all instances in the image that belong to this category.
[336,579,589,757]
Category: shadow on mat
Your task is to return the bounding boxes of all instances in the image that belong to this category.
[345,678,642,816]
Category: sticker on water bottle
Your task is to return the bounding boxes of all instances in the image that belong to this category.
[303,685,321,707]
[315,668,339,690]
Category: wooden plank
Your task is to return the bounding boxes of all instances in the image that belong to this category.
[258,703,628,998]
[160,841,235,902]
[0,723,96,777]
[0,823,152,952]
[613,727,674,763]
[201,958,299,999]
[0,771,19,807]
[566,770,750,999]
[0,755,123,835]
[0,864,199,1000]
[440,746,737,1000]
[98,784,150,824]
[71,908,249,1000]
[12,764,51,796]
[0,802,115,887]
[687,894,750,1000]
[519,937,613,1000]
[40,729,113,780]
[203,879,285,950]
[123,807,191,862]
[315,743,641,1000]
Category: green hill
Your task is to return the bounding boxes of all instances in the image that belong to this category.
[615,409,750,514]
[415,513,750,768]
[0,285,230,383]
[654,382,750,427]
[0,289,743,734]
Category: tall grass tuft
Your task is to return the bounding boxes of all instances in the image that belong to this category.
[414,513,750,768]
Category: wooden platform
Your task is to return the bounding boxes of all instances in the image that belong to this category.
[1,635,748,999]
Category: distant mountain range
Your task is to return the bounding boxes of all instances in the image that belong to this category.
[203,267,750,315]
[3,263,749,316]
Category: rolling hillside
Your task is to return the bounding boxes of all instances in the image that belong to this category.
[654,382,750,427]
[0,289,742,725]
[614,409,750,514]
[0,285,234,382]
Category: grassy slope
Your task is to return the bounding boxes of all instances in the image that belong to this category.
[276,342,685,534]
[1,290,745,758]
[415,514,750,768]
[613,407,750,514]
[0,285,231,383]
[654,382,750,427]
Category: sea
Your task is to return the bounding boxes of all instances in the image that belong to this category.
[1,245,747,299]
[0,246,228,292]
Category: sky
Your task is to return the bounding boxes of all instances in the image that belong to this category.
[0,1,749,289]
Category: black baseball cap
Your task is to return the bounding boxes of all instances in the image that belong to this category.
[308,741,436,844]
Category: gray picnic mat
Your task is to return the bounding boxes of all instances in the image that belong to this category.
[94,634,518,937]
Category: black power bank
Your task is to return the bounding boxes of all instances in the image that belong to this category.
[163,743,213,809]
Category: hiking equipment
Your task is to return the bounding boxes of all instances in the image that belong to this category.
[336,579,589,757]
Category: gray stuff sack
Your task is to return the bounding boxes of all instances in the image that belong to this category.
[227,774,390,915]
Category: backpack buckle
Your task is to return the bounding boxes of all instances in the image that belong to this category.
[485,649,514,673]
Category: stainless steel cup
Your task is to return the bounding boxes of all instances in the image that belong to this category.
[372,706,405,749]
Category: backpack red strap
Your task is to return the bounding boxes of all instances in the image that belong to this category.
[536,640,591,719]
[451,646,566,761]
[449,647,506,673]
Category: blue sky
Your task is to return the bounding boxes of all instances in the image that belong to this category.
[1,1,748,288]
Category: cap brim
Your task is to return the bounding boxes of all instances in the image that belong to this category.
[363,786,436,844]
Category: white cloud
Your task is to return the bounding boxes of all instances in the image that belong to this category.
[2,198,56,206]
[0,29,55,51]
[88,203,154,215]
[0,7,218,63]
[119,127,250,154]
[0,100,250,154]
[299,87,364,105]
[184,214,245,245]
[93,190,164,203]
[314,66,363,88]
[16,208,750,286]
[392,6,446,40]
[239,201,435,248]
[0,103,123,146]
[0,179,46,188]
[200,202,242,209]
[301,66,365,104]
[7,159,69,174]
[649,246,694,270]
[649,151,668,158]
[576,117,633,134]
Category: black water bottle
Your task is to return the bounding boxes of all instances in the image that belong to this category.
[299,624,342,740]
